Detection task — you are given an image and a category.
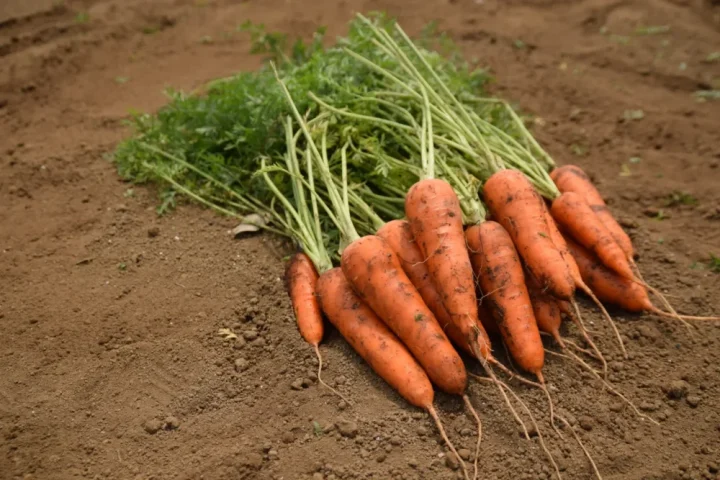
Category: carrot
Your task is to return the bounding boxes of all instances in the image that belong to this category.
[540,200,621,362]
[341,234,468,396]
[525,272,564,347]
[377,219,492,357]
[483,170,575,301]
[565,236,655,312]
[550,165,633,258]
[285,252,350,404]
[550,165,712,327]
[316,267,470,479]
[465,221,544,377]
[286,252,323,346]
[551,191,635,281]
[405,178,491,360]
[564,235,716,321]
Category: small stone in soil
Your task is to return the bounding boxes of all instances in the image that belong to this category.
[686,395,701,408]
[665,380,690,399]
[164,416,180,430]
[417,426,428,436]
[336,419,358,438]
[143,418,163,434]
[408,458,418,468]
[335,375,347,385]
[243,330,259,341]
[458,448,471,461]
[338,401,347,411]
[281,431,294,444]
[445,453,460,470]
[290,379,305,390]
[234,358,249,372]
[376,454,386,463]
[390,436,402,446]
[460,428,473,437]
[579,416,593,431]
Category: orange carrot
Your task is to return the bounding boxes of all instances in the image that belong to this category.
[551,165,634,258]
[405,178,491,359]
[286,253,323,346]
[551,191,634,280]
[565,236,655,312]
[541,199,623,360]
[286,252,350,403]
[341,235,468,396]
[317,267,470,479]
[377,219,492,357]
[525,272,564,347]
[483,170,575,301]
[465,221,544,377]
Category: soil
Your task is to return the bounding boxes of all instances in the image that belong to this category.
[1,0,720,479]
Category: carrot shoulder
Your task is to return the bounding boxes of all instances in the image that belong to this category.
[341,235,468,396]
[285,252,323,346]
[316,268,435,408]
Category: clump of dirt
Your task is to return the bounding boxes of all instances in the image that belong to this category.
[1,0,719,479]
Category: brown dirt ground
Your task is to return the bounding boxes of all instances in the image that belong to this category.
[2,0,720,479]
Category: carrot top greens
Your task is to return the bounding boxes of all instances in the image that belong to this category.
[113,13,555,256]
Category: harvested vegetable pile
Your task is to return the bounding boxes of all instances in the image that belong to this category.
[114,13,718,480]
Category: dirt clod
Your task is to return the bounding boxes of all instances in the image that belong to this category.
[164,416,180,430]
[445,453,460,470]
[143,418,163,435]
[234,358,250,372]
[579,416,594,431]
[686,396,701,408]
[336,419,358,438]
[665,380,690,399]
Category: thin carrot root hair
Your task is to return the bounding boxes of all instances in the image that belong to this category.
[489,354,543,389]
[544,348,659,425]
[630,261,710,328]
[536,371,564,440]
[475,373,562,479]
[565,338,602,362]
[313,344,353,406]
[555,414,602,480]
[462,394,482,480]
[569,299,610,379]
[427,404,470,480]
[540,331,600,362]
[650,308,720,321]
[474,361,531,440]
[576,287,627,360]
[468,342,532,440]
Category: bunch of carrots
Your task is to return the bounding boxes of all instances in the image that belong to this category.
[124,13,718,480]
[270,15,718,480]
